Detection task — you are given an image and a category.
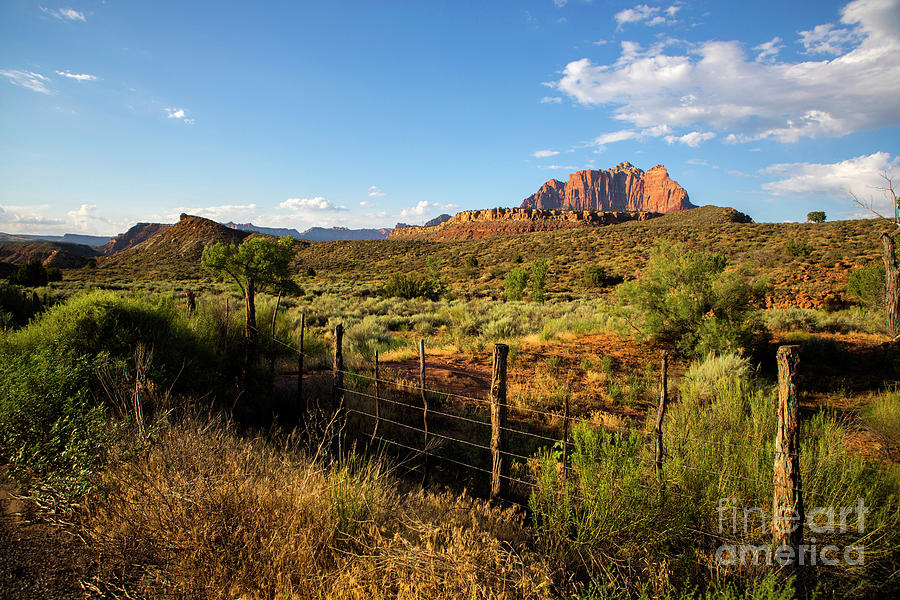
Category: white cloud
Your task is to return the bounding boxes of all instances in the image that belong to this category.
[280,197,347,212]
[399,201,457,219]
[0,205,66,227]
[367,185,386,197]
[40,6,86,22]
[614,4,679,28]
[552,0,900,144]
[533,149,560,158]
[799,23,861,54]
[664,131,716,146]
[761,152,899,211]
[55,70,97,81]
[685,158,710,166]
[540,165,579,170]
[540,96,563,104]
[0,69,53,94]
[591,130,639,146]
[66,204,111,230]
[164,107,194,124]
[553,0,568,7]
[753,37,783,62]
[359,201,374,207]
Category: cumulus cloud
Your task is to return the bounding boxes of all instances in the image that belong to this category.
[0,69,53,94]
[799,23,862,54]
[533,149,560,158]
[0,205,65,227]
[552,0,900,144]
[280,197,346,212]
[553,0,568,7]
[399,201,457,219]
[55,70,97,81]
[40,6,86,22]
[367,185,386,197]
[761,152,899,211]
[164,107,194,124]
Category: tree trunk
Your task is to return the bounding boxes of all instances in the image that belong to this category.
[883,232,899,339]
[244,277,258,363]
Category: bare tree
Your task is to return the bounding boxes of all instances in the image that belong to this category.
[851,173,900,340]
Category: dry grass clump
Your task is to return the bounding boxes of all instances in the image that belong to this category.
[84,417,546,599]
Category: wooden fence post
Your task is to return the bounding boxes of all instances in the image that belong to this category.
[297,312,305,418]
[186,289,196,316]
[419,340,429,482]
[773,345,803,590]
[332,324,344,453]
[490,343,509,500]
[655,351,669,475]
[370,348,380,444]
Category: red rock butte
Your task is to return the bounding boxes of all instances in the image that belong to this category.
[521,161,695,214]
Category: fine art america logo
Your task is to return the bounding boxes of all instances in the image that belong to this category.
[715,498,867,567]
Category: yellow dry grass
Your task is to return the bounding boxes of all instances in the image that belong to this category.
[84,417,549,599]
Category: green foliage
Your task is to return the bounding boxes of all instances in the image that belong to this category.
[529,422,687,590]
[0,282,45,328]
[863,386,900,450]
[46,266,62,282]
[9,259,48,287]
[617,242,767,357]
[681,352,754,403]
[583,265,608,287]
[464,256,479,269]
[0,347,110,495]
[202,236,299,294]
[848,261,886,310]
[784,238,812,258]
[305,266,316,277]
[382,273,440,300]
[807,211,827,223]
[530,258,549,303]
[3,290,217,395]
[504,268,528,302]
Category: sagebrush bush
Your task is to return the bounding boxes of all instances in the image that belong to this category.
[681,352,754,403]
[617,242,767,357]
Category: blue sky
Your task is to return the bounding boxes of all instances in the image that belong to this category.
[1,0,898,235]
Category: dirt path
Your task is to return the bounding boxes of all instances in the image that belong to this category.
[0,481,93,599]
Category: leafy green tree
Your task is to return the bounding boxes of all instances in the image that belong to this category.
[531,258,549,303]
[10,260,48,287]
[617,242,767,357]
[505,268,528,302]
[807,211,826,223]
[201,237,298,351]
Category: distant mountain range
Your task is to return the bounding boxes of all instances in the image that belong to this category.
[0,232,112,247]
[223,222,393,241]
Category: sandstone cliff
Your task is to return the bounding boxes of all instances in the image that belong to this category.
[389,208,660,241]
[522,162,694,214]
[100,222,172,255]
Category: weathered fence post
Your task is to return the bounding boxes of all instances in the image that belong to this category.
[186,289,196,316]
[490,343,509,500]
[419,340,429,482]
[773,345,803,592]
[269,291,282,374]
[297,312,305,418]
[655,351,669,475]
[370,348,380,444]
[332,324,344,453]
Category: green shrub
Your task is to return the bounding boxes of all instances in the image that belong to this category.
[9,259,49,287]
[382,273,439,300]
[863,387,900,451]
[583,265,608,287]
[617,242,767,357]
[0,347,111,494]
[681,352,754,403]
[530,258,549,303]
[505,268,527,302]
[784,238,812,258]
[847,261,886,310]
[807,211,826,223]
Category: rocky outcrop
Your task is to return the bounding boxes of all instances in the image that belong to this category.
[100,223,171,255]
[0,241,99,267]
[522,162,694,214]
[389,208,660,241]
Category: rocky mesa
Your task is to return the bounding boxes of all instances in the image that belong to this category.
[389,208,659,241]
[521,162,694,214]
